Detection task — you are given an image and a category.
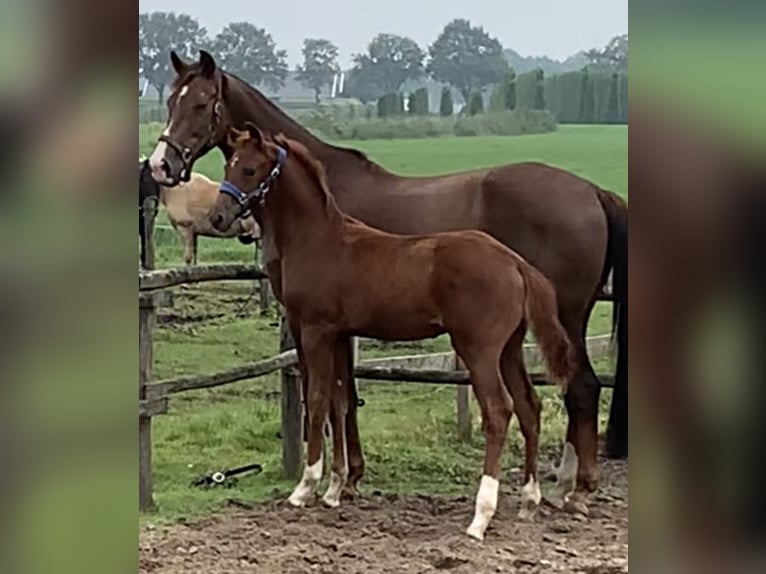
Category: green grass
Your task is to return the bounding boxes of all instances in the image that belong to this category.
[140,125,627,524]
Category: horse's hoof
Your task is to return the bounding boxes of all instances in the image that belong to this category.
[465,524,485,541]
[287,493,309,507]
[341,485,360,501]
[517,505,537,522]
[321,494,341,508]
[563,496,589,516]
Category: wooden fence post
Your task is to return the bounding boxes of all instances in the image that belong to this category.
[256,241,273,316]
[139,299,157,513]
[455,353,472,442]
[139,200,157,511]
[280,315,302,480]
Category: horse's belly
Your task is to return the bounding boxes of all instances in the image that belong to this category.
[350,301,443,341]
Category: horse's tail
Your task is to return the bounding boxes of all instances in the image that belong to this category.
[595,188,628,458]
[518,260,577,390]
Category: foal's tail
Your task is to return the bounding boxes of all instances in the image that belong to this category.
[517,261,577,390]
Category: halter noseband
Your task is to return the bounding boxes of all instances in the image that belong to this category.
[219,146,287,218]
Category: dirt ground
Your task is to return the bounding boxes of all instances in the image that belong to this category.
[139,458,627,574]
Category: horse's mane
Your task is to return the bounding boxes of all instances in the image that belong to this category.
[174,64,383,174]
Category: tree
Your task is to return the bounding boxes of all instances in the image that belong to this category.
[439,87,454,116]
[296,38,340,102]
[468,92,484,115]
[579,71,595,123]
[349,33,425,97]
[139,12,208,103]
[427,19,509,103]
[408,88,429,115]
[211,22,288,90]
[585,34,628,72]
[532,69,546,110]
[606,73,620,124]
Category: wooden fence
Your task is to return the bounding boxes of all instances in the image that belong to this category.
[138,202,615,510]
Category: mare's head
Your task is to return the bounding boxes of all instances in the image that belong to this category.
[149,50,228,186]
[210,123,287,232]
[139,157,160,204]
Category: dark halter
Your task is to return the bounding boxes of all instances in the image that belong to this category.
[157,77,223,184]
[219,146,288,218]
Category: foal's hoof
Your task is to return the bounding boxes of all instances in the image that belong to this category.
[321,494,341,508]
[563,496,589,517]
[287,492,309,507]
[465,524,486,541]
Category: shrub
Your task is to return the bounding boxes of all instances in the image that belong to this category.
[439,87,453,116]
[304,109,557,140]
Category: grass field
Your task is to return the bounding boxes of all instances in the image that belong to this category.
[140,125,627,524]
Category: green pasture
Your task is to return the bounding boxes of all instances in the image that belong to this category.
[140,125,627,523]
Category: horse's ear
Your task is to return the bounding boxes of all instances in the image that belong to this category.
[227,127,245,148]
[170,51,187,75]
[199,50,217,78]
[244,122,264,147]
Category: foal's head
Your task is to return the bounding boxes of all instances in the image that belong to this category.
[210,123,286,232]
[148,50,227,186]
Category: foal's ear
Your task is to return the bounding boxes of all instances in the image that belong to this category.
[199,50,217,78]
[170,51,187,75]
[227,127,246,148]
[244,122,265,147]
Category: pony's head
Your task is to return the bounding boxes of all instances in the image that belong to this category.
[149,50,227,186]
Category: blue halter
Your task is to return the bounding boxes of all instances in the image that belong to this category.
[219,146,287,218]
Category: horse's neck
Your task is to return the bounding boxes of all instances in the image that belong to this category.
[223,75,380,183]
[268,168,343,257]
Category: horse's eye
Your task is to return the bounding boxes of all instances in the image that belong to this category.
[243,168,256,177]
[194,103,207,111]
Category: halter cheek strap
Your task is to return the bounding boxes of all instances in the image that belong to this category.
[219,146,287,218]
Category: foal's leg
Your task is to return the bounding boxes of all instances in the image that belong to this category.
[322,338,352,507]
[288,326,336,507]
[455,340,513,541]
[500,331,543,520]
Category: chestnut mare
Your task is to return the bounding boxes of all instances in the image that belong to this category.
[149,50,628,513]
[211,126,576,540]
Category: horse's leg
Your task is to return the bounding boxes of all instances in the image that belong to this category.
[322,337,351,507]
[191,233,198,266]
[454,339,512,541]
[557,309,601,515]
[288,325,336,507]
[339,337,365,499]
[500,330,542,521]
[180,226,195,266]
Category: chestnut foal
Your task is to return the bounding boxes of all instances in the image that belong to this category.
[210,124,577,541]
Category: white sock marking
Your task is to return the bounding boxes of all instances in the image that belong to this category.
[288,455,323,507]
[322,471,347,508]
[521,476,542,505]
[466,475,499,541]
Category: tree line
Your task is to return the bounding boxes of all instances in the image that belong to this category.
[139,12,626,123]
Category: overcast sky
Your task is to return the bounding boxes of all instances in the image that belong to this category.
[138,0,627,68]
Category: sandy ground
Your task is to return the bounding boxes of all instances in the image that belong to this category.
[140,458,627,574]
